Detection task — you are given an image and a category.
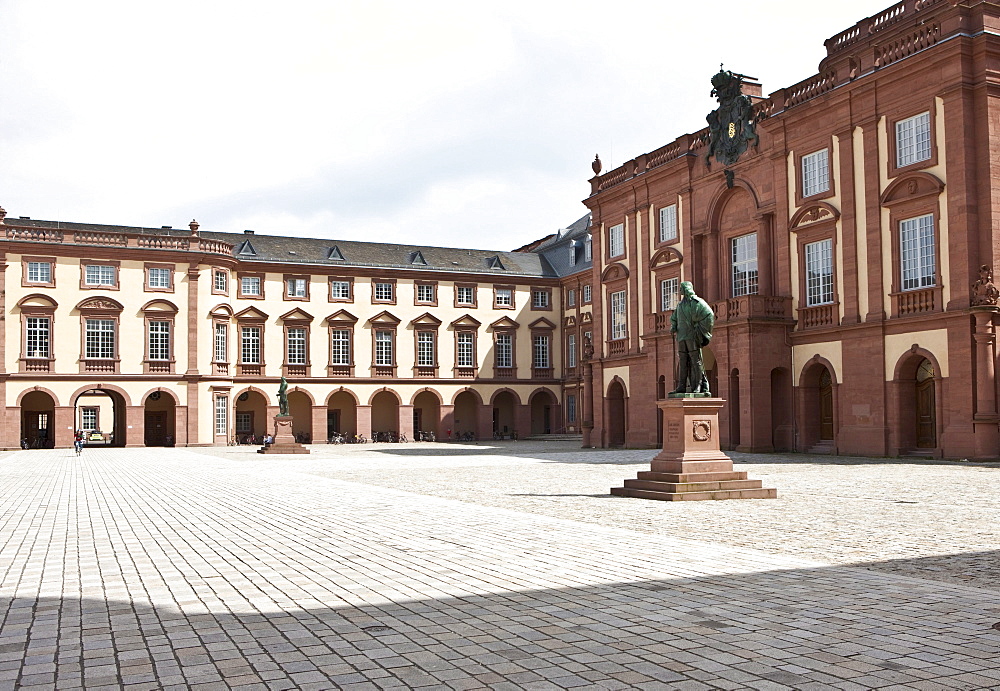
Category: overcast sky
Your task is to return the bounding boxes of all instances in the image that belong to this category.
[1,0,881,250]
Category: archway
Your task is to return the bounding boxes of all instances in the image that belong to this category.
[529,389,557,435]
[287,390,313,443]
[891,350,941,454]
[798,360,836,452]
[453,390,479,440]
[412,390,441,439]
[371,390,399,435]
[143,391,177,447]
[74,388,126,447]
[607,380,626,447]
[492,390,517,438]
[915,358,936,449]
[234,389,268,443]
[327,390,357,440]
[20,390,55,449]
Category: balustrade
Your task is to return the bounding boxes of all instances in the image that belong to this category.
[797,303,838,329]
[83,359,117,374]
[23,359,51,372]
[607,339,627,356]
[532,367,554,379]
[893,287,939,317]
[495,367,515,379]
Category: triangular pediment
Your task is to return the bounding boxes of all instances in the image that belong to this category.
[279,308,314,322]
[325,309,358,324]
[489,316,520,330]
[76,296,124,312]
[234,306,269,321]
[450,314,481,329]
[327,246,345,261]
[529,317,556,330]
[409,312,442,328]
[367,310,401,326]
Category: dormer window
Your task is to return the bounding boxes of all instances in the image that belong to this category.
[327,246,345,261]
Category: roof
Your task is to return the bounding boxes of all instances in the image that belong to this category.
[526,214,592,278]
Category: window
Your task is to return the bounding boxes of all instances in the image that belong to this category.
[531,289,550,309]
[567,289,576,307]
[85,319,116,359]
[241,276,262,297]
[286,278,307,298]
[330,330,351,365]
[213,270,228,294]
[85,265,116,287]
[584,234,592,262]
[569,242,578,266]
[235,412,252,436]
[609,224,624,258]
[416,284,435,303]
[214,323,228,362]
[610,290,627,340]
[533,335,550,368]
[583,284,592,303]
[417,331,435,366]
[330,280,351,300]
[660,277,679,312]
[659,205,678,243]
[26,317,50,358]
[286,327,307,365]
[495,333,513,368]
[148,321,171,361]
[375,331,393,365]
[567,334,577,368]
[731,233,758,297]
[147,267,171,290]
[495,287,513,308]
[456,332,475,367]
[81,407,98,431]
[805,239,834,306]
[900,214,936,290]
[215,396,228,436]
[374,282,394,302]
[27,262,51,284]
[896,112,931,168]
[241,326,261,364]
[456,285,476,306]
[566,395,576,423]
[802,149,829,197]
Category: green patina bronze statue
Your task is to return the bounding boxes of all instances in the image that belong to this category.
[670,281,715,396]
[278,376,289,416]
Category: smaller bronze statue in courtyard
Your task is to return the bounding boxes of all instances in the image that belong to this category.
[278,376,289,416]
[670,281,715,395]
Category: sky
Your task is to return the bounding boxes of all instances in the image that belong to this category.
[1,0,883,251]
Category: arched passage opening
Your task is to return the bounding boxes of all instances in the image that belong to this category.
[327,391,357,440]
[529,389,557,435]
[798,361,836,452]
[371,390,399,436]
[915,359,936,449]
[143,391,176,447]
[235,390,268,444]
[21,390,55,449]
[607,380,626,447]
[413,390,440,439]
[492,390,517,438]
[74,388,126,447]
[454,391,479,440]
[287,390,312,443]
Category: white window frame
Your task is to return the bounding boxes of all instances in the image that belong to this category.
[286,327,307,365]
[27,261,52,284]
[375,330,393,366]
[731,233,759,297]
[896,112,931,168]
[85,265,116,287]
[214,323,228,362]
[495,288,513,307]
[26,317,50,358]
[802,149,830,197]
[532,290,549,308]
[805,239,834,306]
[241,276,262,296]
[457,286,475,305]
[900,214,936,291]
[658,205,678,243]
[416,284,435,303]
[532,335,550,369]
[330,329,351,365]
[584,234,592,262]
[610,290,627,340]
[330,280,351,300]
[240,326,261,364]
[148,267,171,289]
[148,320,171,361]
[85,319,116,359]
[567,333,577,368]
[81,407,98,431]
[495,333,513,368]
[609,224,624,258]
[582,284,592,303]
[456,332,474,368]
[374,282,394,302]
[660,277,679,312]
[286,278,307,298]
[215,396,228,436]
[213,270,228,293]
[567,289,576,307]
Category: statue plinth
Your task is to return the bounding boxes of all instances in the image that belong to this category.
[258,415,310,455]
[611,398,776,501]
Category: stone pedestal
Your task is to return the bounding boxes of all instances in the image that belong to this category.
[258,415,310,454]
[611,397,776,501]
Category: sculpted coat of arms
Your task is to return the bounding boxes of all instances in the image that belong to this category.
[705,68,759,168]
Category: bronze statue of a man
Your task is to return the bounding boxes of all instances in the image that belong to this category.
[278,377,289,416]
[670,281,715,394]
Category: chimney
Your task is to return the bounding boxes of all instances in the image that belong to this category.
[244,230,254,235]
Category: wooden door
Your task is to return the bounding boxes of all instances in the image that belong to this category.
[144,411,167,446]
[819,369,834,441]
[916,360,936,448]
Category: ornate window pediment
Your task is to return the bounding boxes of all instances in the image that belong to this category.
[208,303,234,319]
[790,201,841,231]
[279,308,314,322]
[140,299,179,314]
[76,296,123,312]
[450,314,481,329]
[489,316,520,330]
[528,317,556,330]
[564,315,577,327]
[234,306,269,322]
[325,309,358,324]
[409,312,442,328]
[601,262,630,283]
[650,247,684,269]
[880,172,944,207]
[17,294,58,310]
[368,310,401,327]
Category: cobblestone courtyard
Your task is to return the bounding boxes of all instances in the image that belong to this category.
[1,442,998,689]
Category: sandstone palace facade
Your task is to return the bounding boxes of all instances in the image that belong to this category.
[5,0,1000,459]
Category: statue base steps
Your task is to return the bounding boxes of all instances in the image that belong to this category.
[611,398,776,502]
[258,415,310,455]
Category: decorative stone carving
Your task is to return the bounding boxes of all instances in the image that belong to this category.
[592,154,602,175]
[693,420,711,441]
[705,68,759,168]
[582,334,595,361]
[971,264,1000,306]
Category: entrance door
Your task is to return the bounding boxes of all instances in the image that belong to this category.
[607,382,626,447]
[23,411,50,448]
[413,409,422,434]
[144,411,167,446]
[916,359,936,448]
[327,410,340,439]
[819,369,834,441]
